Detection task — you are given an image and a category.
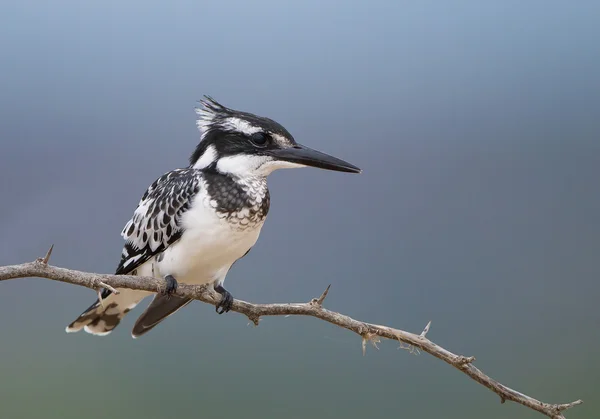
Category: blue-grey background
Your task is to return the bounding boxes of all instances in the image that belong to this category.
[1,1,598,418]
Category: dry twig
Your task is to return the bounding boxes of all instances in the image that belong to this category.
[0,247,583,419]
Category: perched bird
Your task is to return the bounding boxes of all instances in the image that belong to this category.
[66,97,360,338]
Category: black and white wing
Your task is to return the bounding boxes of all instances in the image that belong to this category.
[65,169,201,335]
[115,168,202,276]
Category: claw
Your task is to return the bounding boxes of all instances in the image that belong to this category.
[214,284,233,314]
[162,275,178,298]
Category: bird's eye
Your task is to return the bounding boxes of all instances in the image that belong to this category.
[250,132,268,147]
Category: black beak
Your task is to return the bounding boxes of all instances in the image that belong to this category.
[267,144,361,174]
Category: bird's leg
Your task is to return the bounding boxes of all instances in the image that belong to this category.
[214,283,234,314]
[162,274,178,298]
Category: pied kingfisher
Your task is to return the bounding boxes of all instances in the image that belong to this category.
[66,97,360,338]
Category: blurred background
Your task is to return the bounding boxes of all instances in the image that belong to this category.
[1,1,598,418]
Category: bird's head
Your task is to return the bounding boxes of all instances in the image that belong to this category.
[190,96,361,177]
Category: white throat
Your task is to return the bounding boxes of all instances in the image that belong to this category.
[216,154,305,178]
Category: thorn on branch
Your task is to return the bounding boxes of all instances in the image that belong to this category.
[310,284,331,307]
[456,355,476,366]
[247,314,260,326]
[36,244,54,264]
[500,396,506,404]
[420,320,432,338]
[554,400,583,412]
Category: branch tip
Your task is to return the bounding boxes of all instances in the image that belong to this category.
[420,320,432,337]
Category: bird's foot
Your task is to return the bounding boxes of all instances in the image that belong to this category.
[214,284,233,314]
[162,275,178,298]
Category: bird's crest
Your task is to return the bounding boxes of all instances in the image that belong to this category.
[195,96,231,137]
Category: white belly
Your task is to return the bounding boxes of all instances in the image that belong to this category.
[152,196,264,286]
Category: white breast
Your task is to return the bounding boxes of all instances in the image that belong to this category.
[153,187,264,286]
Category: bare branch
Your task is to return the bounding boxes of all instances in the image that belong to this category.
[0,252,583,419]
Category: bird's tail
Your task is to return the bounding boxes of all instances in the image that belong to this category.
[65,289,151,336]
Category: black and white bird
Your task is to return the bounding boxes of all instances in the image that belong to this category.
[66,97,360,338]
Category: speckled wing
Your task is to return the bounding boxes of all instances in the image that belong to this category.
[114,168,202,277]
[66,168,203,334]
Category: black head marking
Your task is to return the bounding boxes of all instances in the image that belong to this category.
[199,96,293,137]
[190,96,296,168]
[190,96,361,175]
